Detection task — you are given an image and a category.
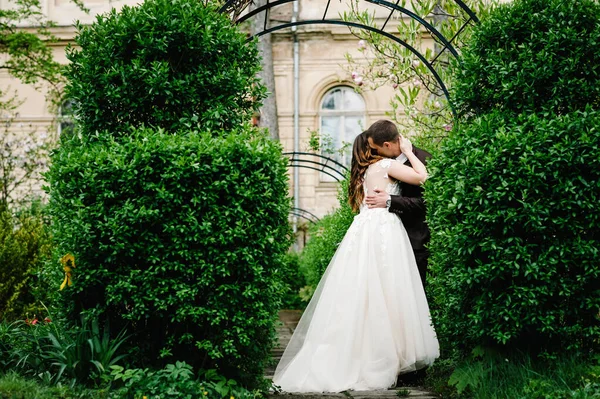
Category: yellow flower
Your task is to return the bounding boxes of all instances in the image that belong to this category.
[203,392,208,396]
[143,397,148,399]
[60,253,75,268]
[59,253,76,291]
[230,396,235,399]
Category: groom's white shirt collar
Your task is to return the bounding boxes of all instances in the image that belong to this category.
[396,153,408,164]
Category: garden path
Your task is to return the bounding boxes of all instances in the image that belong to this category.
[266,311,438,399]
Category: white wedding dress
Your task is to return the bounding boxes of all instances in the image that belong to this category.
[273,158,439,393]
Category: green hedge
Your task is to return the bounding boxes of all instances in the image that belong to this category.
[65,0,265,136]
[46,127,291,387]
[452,0,600,116]
[426,109,600,352]
[428,0,600,355]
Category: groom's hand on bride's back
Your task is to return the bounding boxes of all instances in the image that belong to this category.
[366,189,389,208]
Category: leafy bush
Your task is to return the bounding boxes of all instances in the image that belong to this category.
[46,127,291,388]
[436,351,600,399]
[428,0,600,356]
[452,0,600,116]
[65,0,265,137]
[426,110,600,353]
[277,252,306,310]
[0,314,128,386]
[0,204,52,320]
[110,362,258,399]
[298,178,354,296]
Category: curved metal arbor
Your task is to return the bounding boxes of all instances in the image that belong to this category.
[219,0,479,227]
[284,152,348,183]
[220,0,478,110]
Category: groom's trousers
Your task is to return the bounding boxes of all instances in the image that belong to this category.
[413,248,429,289]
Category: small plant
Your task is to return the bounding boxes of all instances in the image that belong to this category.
[110,362,258,399]
[42,314,129,385]
[0,311,128,387]
[395,388,410,397]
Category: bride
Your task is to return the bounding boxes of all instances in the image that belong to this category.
[273,130,439,392]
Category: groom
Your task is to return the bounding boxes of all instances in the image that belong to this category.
[364,120,432,287]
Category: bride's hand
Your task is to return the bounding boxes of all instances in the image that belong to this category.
[399,135,413,154]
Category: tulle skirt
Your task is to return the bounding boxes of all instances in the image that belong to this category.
[273,208,439,393]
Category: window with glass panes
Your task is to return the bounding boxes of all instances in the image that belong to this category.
[319,86,366,181]
[58,100,75,137]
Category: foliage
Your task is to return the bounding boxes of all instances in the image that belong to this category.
[298,178,354,296]
[65,0,266,137]
[342,0,498,148]
[42,315,129,386]
[426,351,600,399]
[0,121,53,208]
[277,252,306,310]
[426,109,600,353]
[0,313,128,387]
[46,126,291,388]
[0,372,108,399]
[427,0,600,356]
[0,0,73,210]
[0,203,52,320]
[110,362,259,399]
[0,0,67,111]
[452,0,600,117]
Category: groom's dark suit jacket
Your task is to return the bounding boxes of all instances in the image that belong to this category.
[389,146,431,283]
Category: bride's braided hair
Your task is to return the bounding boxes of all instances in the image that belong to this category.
[348,132,382,212]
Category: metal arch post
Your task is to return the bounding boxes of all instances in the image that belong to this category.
[364,0,458,58]
[257,20,456,115]
[322,0,332,20]
[453,0,479,23]
[430,16,473,67]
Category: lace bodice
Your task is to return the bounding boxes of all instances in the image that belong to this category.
[362,158,401,204]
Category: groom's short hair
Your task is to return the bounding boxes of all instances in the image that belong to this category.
[366,120,399,146]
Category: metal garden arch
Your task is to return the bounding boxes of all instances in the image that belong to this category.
[220,0,479,225]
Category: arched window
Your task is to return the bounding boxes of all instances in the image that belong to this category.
[58,99,75,137]
[319,86,366,181]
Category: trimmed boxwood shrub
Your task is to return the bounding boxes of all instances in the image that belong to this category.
[65,0,265,136]
[427,0,600,355]
[426,110,600,352]
[452,0,600,117]
[46,127,291,387]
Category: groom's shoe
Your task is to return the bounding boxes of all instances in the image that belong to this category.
[395,367,428,387]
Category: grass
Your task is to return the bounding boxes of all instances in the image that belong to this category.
[424,351,600,399]
[0,372,108,399]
